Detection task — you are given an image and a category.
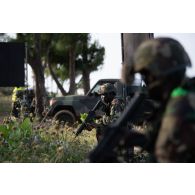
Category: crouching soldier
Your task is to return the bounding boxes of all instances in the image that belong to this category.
[96,83,136,162]
[95,83,125,142]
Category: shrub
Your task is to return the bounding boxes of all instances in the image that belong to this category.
[0,117,97,163]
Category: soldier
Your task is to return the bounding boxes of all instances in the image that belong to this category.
[95,83,125,142]
[11,87,26,117]
[122,37,195,162]
[11,87,35,118]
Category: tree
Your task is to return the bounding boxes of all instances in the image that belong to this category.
[46,33,89,95]
[46,35,69,95]
[36,33,69,96]
[14,33,48,118]
[47,34,105,94]
[55,34,89,94]
[11,33,104,117]
[47,63,68,95]
[46,34,105,95]
[76,38,105,94]
[121,33,153,66]
[121,33,154,84]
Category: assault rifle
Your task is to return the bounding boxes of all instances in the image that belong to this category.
[88,92,149,162]
[75,99,103,136]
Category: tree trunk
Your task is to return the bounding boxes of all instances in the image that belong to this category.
[68,46,76,94]
[48,63,67,96]
[82,69,90,94]
[33,65,46,118]
[31,34,46,119]
[121,33,153,66]
[121,33,153,84]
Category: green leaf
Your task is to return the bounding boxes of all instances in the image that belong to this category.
[80,113,88,122]
[0,124,8,132]
[0,124,10,138]
[20,118,32,136]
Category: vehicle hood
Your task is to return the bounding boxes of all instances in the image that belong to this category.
[53,95,86,101]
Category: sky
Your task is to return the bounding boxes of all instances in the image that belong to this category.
[90,33,195,88]
[29,33,195,94]
[90,34,122,86]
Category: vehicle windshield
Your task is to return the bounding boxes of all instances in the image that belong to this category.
[90,84,101,94]
[87,80,117,96]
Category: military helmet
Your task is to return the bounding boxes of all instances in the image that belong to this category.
[133,37,191,77]
[98,83,116,95]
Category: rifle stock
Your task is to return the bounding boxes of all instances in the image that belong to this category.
[88,92,147,162]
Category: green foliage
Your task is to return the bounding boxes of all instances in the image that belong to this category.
[76,40,105,72]
[48,34,90,81]
[11,33,105,94]
[20,118,32,135]
[47,34,105,88]
[80,113,88,122]
[0,117,96,162]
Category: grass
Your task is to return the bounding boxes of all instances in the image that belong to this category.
[0,94,97,163]
[0,116,150,163]
[0,94,12,122]
[0,94,150,163]
[0,118,97,163]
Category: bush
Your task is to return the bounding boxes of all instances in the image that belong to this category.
[0,116,150,163]
[0,117,97,162]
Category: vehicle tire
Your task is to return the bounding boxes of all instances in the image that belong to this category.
[54,110,76,125]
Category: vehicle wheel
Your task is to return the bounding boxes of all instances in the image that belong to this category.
[54,110,76,125]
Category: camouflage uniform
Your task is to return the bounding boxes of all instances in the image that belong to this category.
[99,98,125,125]
[11,87,26,117]
[11,87,35,118]
[123,37,195,162]
[155,81,195,162]
[95,83,125,142]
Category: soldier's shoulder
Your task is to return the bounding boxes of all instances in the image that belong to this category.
[165,92,195,116]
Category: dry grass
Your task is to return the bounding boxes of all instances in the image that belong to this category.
[0,94,12,123]
[0,94,151,163]
[0,93,97,163]
[0,117,97,163]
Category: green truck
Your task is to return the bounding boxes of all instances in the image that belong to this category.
[48,78,154,124]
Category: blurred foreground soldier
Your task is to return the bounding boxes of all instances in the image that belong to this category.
[122,37,195,162]
[95,83,125,142]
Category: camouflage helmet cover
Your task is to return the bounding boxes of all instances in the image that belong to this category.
[133,37,191,77]
[98,83,116,95]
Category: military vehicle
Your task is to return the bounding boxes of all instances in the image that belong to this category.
[47,78,154,124]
